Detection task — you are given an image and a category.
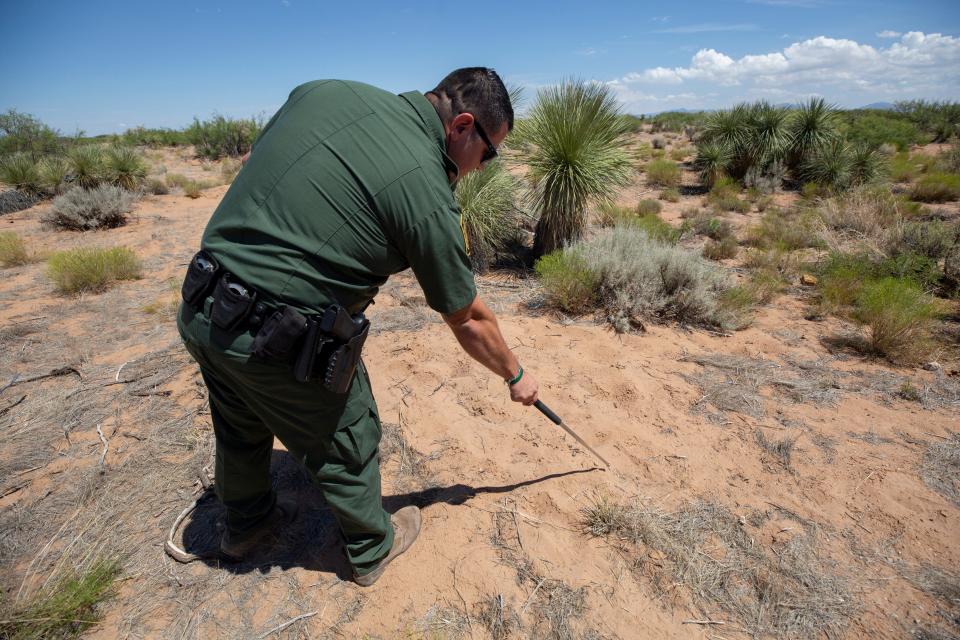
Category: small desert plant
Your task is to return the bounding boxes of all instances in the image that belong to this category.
[659,187,680,202]
[690,215,734,241]
[104,145,147,190]
[45,186,138,230]
[187,114,260,160]
[164,172,190,189]
[455,160,523,272]
[534,250,600,314]
[182,180,203,198]
[940,138,960,173]
[894,220,959,260]
[652,137,665,150]
[816,252,876,312]
[707,178,751,213]
[645,159,681,187]
[0,153,42,194]
[47,246,143,294]
[853,277,941,360]
[0,231,30,267]
[0,557,121,640]
[66,145,106,189]
[745,208,822,250]
[669,145,691,161]
[144,177,168,195]
[636,198,662,216]
[220,157,242,183]
[38,156,69,194]
[624,213,682,244]
[693,140,732,187]
[909,173,960,203]
[703,236,738,261]
[522,79,634,256]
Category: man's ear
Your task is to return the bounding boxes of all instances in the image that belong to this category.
[450,112,475,137]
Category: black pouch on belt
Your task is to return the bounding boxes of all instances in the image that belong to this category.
[251,306,309,360]
[322,319,370,394]
[181,250,220,308]
[210,273,257,331]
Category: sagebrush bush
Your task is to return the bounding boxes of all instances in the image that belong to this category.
[47,246,142,294]
[455,160,523,272]
[853,278,941,361]
[45,186,138,230]
[895,220,959,259]
[703,237,738,261]
[0,153,42,194]
[534,251,600,313]
[0,231,30,267]
[909,173,960,203]
[636,199,662,216]
[540,226,733,331]
[187,114,260,160]
[645,159,681,187]
[104,145,147,190]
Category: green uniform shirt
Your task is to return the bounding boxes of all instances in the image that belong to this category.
[201,80,477,316]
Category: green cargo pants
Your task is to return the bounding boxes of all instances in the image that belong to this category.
[176,300,394,575]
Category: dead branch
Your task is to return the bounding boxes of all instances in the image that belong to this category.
[0,394,26,416]
[5,367,81,390]
[96,424,109,471]
[257,611,318,638]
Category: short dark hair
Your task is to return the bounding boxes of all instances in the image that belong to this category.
[428,67,514,134]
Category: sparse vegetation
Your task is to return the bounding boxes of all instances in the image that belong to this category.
[659,187,680,202]
[187,114,261,160]
[455,160,524,272]
[104,145,147,190]
[919,434,959,506]
[703,236,738,260]
[0,153,42,194]
[44,185,139,230]
[644,158,681,187]
[0,231,30,267]
[909,172,960,203]
[636,198,661,216]
[853,277,941,361]
[47,245,143,294]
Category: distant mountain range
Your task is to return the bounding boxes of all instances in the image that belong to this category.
[637,101,897,117]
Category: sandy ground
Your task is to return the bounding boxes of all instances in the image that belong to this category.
[0,142,958,639]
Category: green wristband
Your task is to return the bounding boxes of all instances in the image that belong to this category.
[507,365,524,386]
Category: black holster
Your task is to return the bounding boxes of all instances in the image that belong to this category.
[181,250,220,308]
[292,305,369,393]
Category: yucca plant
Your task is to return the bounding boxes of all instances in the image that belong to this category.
[521,80,634,257]
[38,156,69,194]
[800,139,854,193]
[701,104,751,154]
[787,97,839,172]
[694,140,732,187]
[455,160,524,272]
[848,144,886,186]
[67,145,106,189]
[743,102,792,172]
[0,153,42,194]
[105,145,147,190]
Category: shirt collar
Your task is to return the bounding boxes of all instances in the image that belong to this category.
[399,91,459,184]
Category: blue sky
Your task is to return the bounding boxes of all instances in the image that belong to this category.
[1,0,958,135]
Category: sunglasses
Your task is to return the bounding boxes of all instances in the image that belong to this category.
[473,118,499,164]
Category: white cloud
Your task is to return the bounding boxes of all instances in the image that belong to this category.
[608,31,960,112]
[877,30,902,38]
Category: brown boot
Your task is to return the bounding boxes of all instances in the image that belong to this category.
[353,506,421,587]
[220,498,298,561]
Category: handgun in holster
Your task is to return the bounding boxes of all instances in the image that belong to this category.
[293,305,370,393]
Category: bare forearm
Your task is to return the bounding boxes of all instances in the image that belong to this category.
[444,297,518,381]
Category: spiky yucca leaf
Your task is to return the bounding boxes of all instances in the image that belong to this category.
[67,145,106,189]
[455,160,524,272]
[38,156,69,194]
[801,139,854,193]
[105,145,147,191]
[744,102,792,170]
[0,153,42,194]
[788,97,840,171]
[694,140,733,187]
[849,144,886,186]
[523,80,634,256]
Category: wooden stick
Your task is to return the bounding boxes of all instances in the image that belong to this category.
[257,611,318,638]
[7,367,81,388]
[683,619,726,625]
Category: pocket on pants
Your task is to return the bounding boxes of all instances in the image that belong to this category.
[330,409,381,470]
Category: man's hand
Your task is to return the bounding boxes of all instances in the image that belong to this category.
[509,369,539,406]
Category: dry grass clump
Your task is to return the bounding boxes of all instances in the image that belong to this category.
[580,497,856,639]
[755,429,799,469]
[0,231,30,267]
[475,594,519,640]
[852,278,942,362]
[920,433,960,507]
[43,186,139,231]
[702,236,738,261]
[816,187,906,253]
[909,172,960,203]
[645,159,681,187]
[659,187,681,202]
[681,353,777,418]
[46,246,142,294]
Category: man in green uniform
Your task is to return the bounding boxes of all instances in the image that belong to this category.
[177,68,539,586]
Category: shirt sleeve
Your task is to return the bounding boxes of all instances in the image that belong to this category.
[395,204,477,315]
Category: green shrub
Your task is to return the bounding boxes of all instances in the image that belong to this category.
[535,250,600,313]
[707,178,750,213]
[703,237,738,261]
[44,186,138,230]
[648,111,706,133]
[645,159,681,187]
[182,180,203,198]
[853,278,941,361]
[47,246,142,294]
[187,114,261,160]
[877,252,942,290]
[636,199,662,216]
[455,160,523,272]
[745,208,822,250]
[659,188,680,203]
[817,252,876,312]
[690,215,733,241]
[888,152,915,182]
[625,213,682,244]
[895,100,960,143]
[842,112,923,151]
[596,203,633,227]
[0,231,30,267]
[909,173,960,202]
[895,220,959,259]
[0,109,62,156]
[693,140,731,187]
[38,156,69,194]
[104,145,147,190]
[0,153,42,194]
[521,80,634,256]
[669,146,692,161]
[164,173,190,188]
[800,139,854,192]
[145,177,169,195]
[66,145,106,189]
[122,126,189,147]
